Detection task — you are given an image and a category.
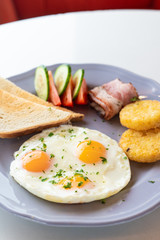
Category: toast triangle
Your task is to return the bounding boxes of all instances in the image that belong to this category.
[0,76,83,121]
[0,89,82,138]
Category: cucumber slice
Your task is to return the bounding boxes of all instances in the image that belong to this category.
[72,69,84,99]
[34,65,49,101]
[54,64,71,96]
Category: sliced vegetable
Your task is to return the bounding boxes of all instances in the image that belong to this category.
[34,65,49,101]
[54,64,71,96]
[61,76,73,107]
[72,69,84,99]
[75,78,88,105]
[48,71,61,106]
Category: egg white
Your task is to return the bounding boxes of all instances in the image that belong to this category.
[10,125,131,203]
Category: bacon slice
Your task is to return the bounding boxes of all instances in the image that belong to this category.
[89,79,138,120]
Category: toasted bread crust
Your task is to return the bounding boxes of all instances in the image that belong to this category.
[0,88,83,138]
[0,76,83,122]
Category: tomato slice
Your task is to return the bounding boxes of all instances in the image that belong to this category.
[75,78,88,105]
[48,71,61,106]
[61,76,73,107]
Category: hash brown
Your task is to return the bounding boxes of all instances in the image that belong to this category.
[119,128,160,163]
[120,100,160,131]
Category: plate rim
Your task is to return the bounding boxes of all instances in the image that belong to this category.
[1,63,159,227]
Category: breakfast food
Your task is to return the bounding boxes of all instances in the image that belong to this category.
[0,76,84,121]
[0,76,52,107]
[10,125,131,203]
[120,100,160,131]
[61,75,74,107]
[0,89,83,138]
[119,128,160,163]
[119,100,160,163]
[89,79,138,120]
[35,65,88,107]
[48,70,61,106]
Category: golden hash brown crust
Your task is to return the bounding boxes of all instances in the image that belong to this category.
[120,100,160,131]
[119,128,160,163]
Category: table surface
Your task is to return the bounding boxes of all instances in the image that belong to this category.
[0,9,160,240]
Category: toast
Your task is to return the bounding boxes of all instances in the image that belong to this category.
[0,89,83,138]
[0,76,83,121]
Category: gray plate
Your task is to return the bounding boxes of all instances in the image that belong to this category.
[1,63,160,227]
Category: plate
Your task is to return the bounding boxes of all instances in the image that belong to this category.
[1,63,160,227]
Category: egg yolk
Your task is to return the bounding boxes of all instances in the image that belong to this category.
[22,150,51,172]
[59,175,92,190]
[76,140,106,164]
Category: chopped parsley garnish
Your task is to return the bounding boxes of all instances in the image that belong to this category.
[22,145,27,151]
[61,156,64,159]
[96,172,99,175]
[148,180,155,183]
[74,169,84,177]
[106,148,109,150]
[50,153,55,159]
[39,176,42,179]
[75,190,78,193]
[70,135,76,138]
[78,181,83,187]
[82,164,86,167]
[48,107,52,111]
[54,169,63,178]
[87,140,91,145]
[42,149,46,152]
[48,132,54,137]
[75,169,84,173]
[123,156,127,160]
[83,131,87,134]
[74,172,83,177]
[84,137,89,140]
[49,180,57,184]
[15,154,19,157]
[41,178,48,182]
[69,165,72,169]
[39,137,44,142]
[101,199,106,204]
[100,157,107,164]
[43,143,47,149]
[131,96,139,102]
[31,148,36,151]
[54,163,58,168]
[83,176,88,181]
[50,170,53,172]
[68,129,74,133]
[63,182,72,189]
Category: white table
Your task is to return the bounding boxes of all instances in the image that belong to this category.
[0,10,160,240]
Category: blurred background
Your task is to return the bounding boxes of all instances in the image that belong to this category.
[0,0,160,24]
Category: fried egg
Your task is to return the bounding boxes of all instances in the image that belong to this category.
[10,125,131,203]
